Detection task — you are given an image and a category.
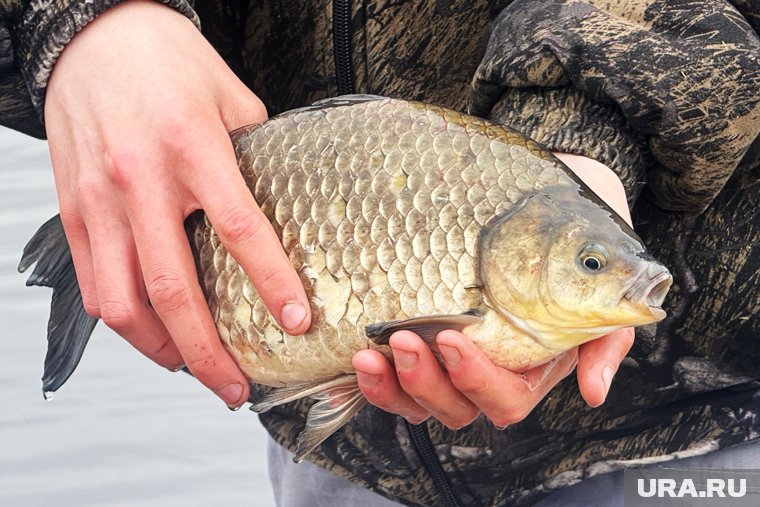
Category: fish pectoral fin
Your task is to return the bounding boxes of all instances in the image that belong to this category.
[250,375,360,413]
[294,379,367,463]
[365,312,482,345]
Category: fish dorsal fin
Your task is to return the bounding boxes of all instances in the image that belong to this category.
[268,95,388,118]
[310,94,387,108]
[250,375,367,462]
[365,312,482,346]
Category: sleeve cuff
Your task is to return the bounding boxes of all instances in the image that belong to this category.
[12,0,199,121]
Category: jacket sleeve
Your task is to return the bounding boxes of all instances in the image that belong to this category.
[469,0,760,215]
[0,0,199,138]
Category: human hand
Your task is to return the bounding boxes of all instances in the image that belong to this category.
[44,0,311,408]
[352,154,635,428]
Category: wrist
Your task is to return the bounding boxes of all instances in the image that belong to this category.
[14,0,199,121]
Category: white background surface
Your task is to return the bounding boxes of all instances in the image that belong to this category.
[0,126,276,506]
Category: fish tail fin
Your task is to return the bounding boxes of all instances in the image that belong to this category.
[251,375,367,462]
[18,215,97,397]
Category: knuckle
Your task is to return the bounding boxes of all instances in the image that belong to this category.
[251,99,268,122]
[254,269,296,304]
[491,408,530,427]
[442,414,477,431]
[98,299,137,332]
[455,376,491,395]
[159,115,196,153]
[144,336,182,369]
[224,92,268,129]
[82,298,101,319]
[242,92,267,117]
[451,362,503,395]
[395,374,425,397]
[244,96,269,124]
[153,337,175,357]
[102,149,142,190]
[404,414,430,425]
[145,269,192,315]
[366,391,399,412]
[75,176,105,203]
[216,205,265,244]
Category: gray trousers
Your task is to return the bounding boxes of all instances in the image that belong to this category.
[268,438,760,506]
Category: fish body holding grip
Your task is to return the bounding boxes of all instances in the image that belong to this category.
[21,96,671,462]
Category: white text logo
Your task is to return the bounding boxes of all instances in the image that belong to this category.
[637,478,747,498]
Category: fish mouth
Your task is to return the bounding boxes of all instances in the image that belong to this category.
[623,269,673,320]
[645,272,672,309]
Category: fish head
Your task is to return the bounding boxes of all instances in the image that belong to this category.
[479,187,672,349]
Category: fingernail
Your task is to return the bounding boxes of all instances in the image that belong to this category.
[355,370,381,388]
[601,365,615,398]
[167,364,185,373]
[393,349,418,371]
[216,383,244,407]
[281,302,308,332]
[438,344,461,366]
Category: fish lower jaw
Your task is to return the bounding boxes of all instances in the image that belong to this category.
[617,297,668,325]
[622,271,672,316]
[647,306,667,322]
[485,306,607,356]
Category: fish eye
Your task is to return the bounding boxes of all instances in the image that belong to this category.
[583,256,602,271]
[578,244,608,273]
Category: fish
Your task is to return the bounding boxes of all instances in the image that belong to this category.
[19,95,672,462]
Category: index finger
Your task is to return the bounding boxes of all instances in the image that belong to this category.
[187,131,311,335]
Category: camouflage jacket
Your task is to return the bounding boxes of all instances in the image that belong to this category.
[2,1,759,506]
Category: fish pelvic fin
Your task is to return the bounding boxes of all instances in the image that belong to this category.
[250,375,367,463]
[295,380,367,463]
[17,215,98,396]
[365,312,482,346]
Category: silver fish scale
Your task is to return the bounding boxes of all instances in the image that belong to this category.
[190,98,566,385]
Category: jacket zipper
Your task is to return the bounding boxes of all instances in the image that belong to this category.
[406,422,464,507]
[333,3,457,503]
[332,0,356,95]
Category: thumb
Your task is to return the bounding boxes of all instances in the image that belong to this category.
[577,327,635,407]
